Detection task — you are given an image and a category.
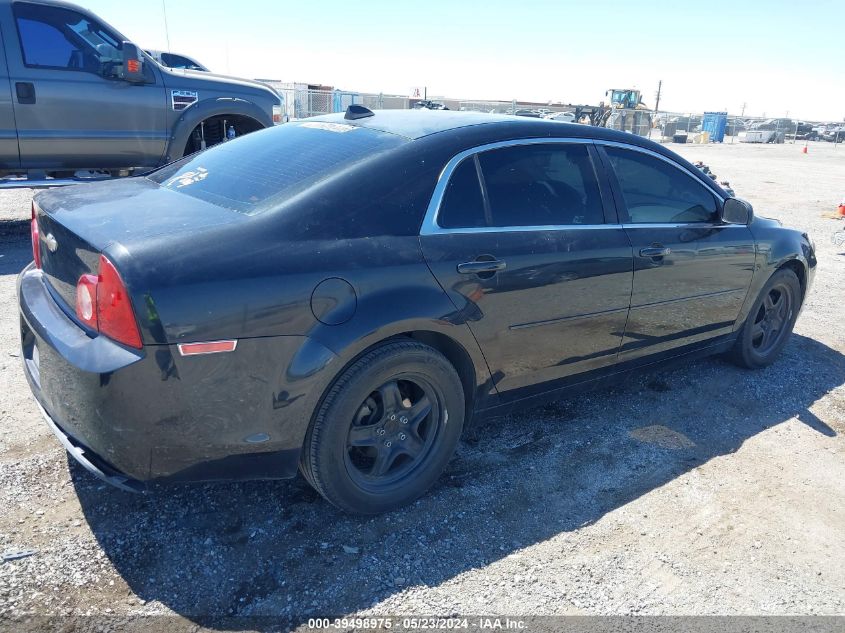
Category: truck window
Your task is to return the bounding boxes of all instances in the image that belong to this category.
[13,3,122,73]
[160,53,204,71]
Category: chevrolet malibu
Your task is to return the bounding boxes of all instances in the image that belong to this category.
[19,108,816,514]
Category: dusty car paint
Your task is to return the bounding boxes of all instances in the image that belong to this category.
[19,111,816,488]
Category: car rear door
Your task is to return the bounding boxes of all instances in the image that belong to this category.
[597,143,755,361]
[0,21,20,170]
[4,2,167,170]
[419,139,633,401]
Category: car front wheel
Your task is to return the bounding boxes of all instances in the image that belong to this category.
[729,268,802,369]
[300,340,465,514]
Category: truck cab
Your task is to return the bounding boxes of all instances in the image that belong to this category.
[0,0,281,185]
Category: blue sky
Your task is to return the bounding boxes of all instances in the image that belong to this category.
[83,0,844,120]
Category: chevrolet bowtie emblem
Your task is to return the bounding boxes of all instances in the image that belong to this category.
[42,233,58,253]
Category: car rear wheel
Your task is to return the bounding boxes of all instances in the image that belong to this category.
[729,268,801,369]
[300,340,465,514]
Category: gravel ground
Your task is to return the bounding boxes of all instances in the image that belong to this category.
[0,140,844,632]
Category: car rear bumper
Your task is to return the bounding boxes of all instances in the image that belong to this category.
[18,264,338,485]
[36,399,144,492]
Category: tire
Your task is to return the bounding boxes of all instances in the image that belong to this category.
[729,268,802,369]
[300,340,465,514]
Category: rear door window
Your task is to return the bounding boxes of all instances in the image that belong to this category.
[438,158,487,229]
[477,143,604,227]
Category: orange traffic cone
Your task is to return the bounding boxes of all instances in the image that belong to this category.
[802,143,808,154]
[838,202,845,217]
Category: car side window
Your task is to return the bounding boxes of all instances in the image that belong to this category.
[478,144,604,227]
[604,146,718,224]
[438,157,487,229]
[14,3,122,73]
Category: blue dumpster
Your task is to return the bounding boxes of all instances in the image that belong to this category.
[702,112,728,142]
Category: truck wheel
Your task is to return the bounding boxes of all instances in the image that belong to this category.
[183,115,264,156]
[300,340,465,514]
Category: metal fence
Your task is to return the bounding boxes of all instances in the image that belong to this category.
[259,82,844,146]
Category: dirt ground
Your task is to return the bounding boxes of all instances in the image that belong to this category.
[0,140,844,632]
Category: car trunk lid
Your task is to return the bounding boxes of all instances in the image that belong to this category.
[33,177,245,313]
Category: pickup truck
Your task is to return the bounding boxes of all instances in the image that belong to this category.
[0,0,282,187]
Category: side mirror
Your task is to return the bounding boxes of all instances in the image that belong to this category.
[120,42,145,83]
[721,198,753,225]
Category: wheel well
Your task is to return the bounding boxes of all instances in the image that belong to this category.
[183,114,264,156]
[402,331,478,426]
[778,260,806,301]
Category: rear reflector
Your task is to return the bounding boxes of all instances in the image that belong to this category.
[177,340,238,356]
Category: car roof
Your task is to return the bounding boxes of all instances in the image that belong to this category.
[309,110,730,199]
[311,110,518,140]
[309,109,662,147]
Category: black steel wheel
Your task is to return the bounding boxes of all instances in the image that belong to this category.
[300,340,464,514]
[345,377,441,490]
[730,269,801,369]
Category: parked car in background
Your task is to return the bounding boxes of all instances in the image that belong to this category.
[512,108,543,118]
[792,121,816,140]
[818,125,844,142]
[20,108,815,514]
[0,0,281,187]
[544,111,576,123]
[412,100,449,110]
[145,49,209,72]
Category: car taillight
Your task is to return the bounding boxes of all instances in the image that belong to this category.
[272,103,283,124]
[75,274,99,330]
[75,255,142,349]
[31,202,41,269]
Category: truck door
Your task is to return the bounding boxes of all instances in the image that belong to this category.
[3,2,167,171]
[0,23,20,170]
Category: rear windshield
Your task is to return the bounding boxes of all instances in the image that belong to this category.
[148,122,406,214]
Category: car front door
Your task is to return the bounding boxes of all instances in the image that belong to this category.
[3,2,167,170]
[0,24,19,170]
[598,143,755,361]
[419,140,633,401]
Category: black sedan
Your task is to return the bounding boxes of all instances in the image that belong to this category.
[19,107,816,514]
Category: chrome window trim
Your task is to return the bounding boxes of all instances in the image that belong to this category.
[420,137,730,237]
[423,224,625,235]
[594,139,728,204]
[621,223,743,230]
[420,137,608,236]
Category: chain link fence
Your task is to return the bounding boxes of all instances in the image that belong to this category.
[259,82,844,146]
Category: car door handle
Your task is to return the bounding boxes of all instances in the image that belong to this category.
[639,246,671,258]
[15,82,35,105]
[457,259,507,274]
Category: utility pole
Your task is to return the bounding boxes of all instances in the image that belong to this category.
[654,80,662,112]
[162,0,171,53]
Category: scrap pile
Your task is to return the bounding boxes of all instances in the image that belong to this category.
[693,161,735,197]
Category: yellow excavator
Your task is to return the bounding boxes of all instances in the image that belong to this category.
[571,88,654,137]
[598,88,653,137]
